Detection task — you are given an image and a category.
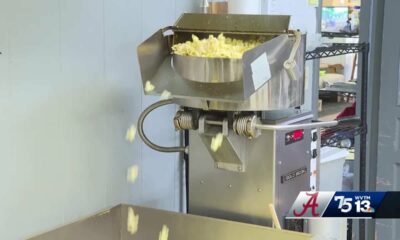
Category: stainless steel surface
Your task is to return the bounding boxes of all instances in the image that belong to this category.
[173,34,306,111]
[172,54,243,83]
[199,116,245,172]
[174,13,290,34]
[255,120,338,131]
[137,13,306,111]
[29,204,311,240]
[188,115,313,227]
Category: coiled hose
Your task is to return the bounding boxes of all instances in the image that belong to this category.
[138,99,187,153]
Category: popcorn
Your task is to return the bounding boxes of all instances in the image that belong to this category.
[172,33,262,59]
[127,165,139,183]
[210,133,224,152]
[160,90,172,100]
[127,207,139,235]
[125,124,137,143]
[158,225,169,240]
[145,81,155,93]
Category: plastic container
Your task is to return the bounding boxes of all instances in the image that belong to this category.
[310,147,348,240]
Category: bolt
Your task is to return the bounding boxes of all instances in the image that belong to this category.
[228,184,232,188]
[257,188,262,192]
[238,166,242,171]
[200,180,205,184]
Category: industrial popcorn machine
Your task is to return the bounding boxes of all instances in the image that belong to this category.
[31,13,363,240]
[135,13,331,229]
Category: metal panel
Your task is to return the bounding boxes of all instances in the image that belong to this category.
[188,129,275,226]
[175,13,290,33]
[188,116,312,227]
[376,0,400,239]
[275,128,312,226]
[29,205,311,240]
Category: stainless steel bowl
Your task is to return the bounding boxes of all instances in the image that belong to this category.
[172,54,243,83]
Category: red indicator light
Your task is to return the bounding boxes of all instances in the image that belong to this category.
[285,129,305,145]
[293,130,304,140]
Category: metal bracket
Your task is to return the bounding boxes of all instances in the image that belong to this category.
[305,43,369,60]
[198,115,245,173]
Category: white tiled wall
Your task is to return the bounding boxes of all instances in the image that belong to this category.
[0,1,197,239]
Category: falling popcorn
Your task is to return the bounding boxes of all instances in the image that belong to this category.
[127,207,139,235]
[127,165,139,183]
[145,81,155,93]
[211,133,224,152]
[158,225,169,240]
[160,90,171,100]
[125,124,137,143]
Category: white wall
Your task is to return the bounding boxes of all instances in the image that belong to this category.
[0,0,197,239]
[265,0,319,112]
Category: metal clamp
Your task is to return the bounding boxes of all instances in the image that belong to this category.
[198,116,245,173]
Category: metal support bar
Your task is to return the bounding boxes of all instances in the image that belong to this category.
[305,43,368,60]
[358,43,370,240]
[255,121,338,131]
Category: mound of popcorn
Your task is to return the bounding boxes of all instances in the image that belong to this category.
[172,34,261,59]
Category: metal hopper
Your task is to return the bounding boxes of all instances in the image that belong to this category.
[29,204,311,240]
[137,13,306,111]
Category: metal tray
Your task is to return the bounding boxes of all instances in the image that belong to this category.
[29,204,311,240]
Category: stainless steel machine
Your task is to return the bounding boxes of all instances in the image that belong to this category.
[136,13,334,231]
[31,13,350,240]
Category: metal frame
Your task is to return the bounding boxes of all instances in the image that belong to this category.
[306,42,370,239]
[305,43,369,60]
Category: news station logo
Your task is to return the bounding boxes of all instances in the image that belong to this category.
[287,191,400,219]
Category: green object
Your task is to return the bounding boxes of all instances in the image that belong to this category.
[320,70,326,76]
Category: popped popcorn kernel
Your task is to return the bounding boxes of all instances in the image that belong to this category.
[127,207,139,235]
[127,165,139,183]
[145,81,155,93]
[160,90,172,100]
[172,33,262,59]
[211,133,224,152]
[125,124,137,143]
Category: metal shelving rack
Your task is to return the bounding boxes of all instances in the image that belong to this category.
[305,42,370,239]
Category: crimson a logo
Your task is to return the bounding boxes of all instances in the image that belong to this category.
[293,192,320,217]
